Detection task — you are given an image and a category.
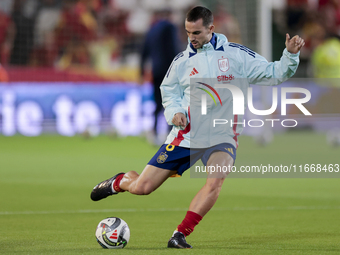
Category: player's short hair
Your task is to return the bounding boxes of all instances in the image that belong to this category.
[186,6,213,27]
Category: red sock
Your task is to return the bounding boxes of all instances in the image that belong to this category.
[177,211,203,237]
[112,174,125,193]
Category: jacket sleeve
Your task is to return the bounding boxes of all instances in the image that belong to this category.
[160,57,186,125]
[244,48,300,85]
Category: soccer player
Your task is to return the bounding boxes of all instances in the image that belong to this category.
[91,6,305,249]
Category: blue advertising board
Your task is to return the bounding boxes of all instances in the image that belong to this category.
[0,82,167,136]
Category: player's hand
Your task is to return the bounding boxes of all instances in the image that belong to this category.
[285,33,305,54]
[172,112,187,128]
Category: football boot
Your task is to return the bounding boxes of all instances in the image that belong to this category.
[90,172,125,201]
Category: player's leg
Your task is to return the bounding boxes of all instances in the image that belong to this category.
[188,151,233,216]
[121,144,192,195]
[119,165,176,195]
[90,165,176,201]
[169,151,234,249]
[91,144,190,201]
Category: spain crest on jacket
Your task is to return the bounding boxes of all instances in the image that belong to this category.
[218,57,229,72]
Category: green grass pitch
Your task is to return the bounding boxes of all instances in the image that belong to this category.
[0,132,339,254]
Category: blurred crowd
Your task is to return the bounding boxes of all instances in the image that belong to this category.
[0,0,340,79]
[0,0,197,72]
[275,0,340,78]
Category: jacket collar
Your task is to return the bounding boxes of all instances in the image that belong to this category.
[189,33,224,58]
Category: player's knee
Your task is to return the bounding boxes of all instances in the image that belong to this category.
[205,178,224,193]
[125,170,139,179]
[133,187,153,195]
[133,188,153,196]
[133,180,154,195]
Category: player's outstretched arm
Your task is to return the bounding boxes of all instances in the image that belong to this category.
[285,33,305,54]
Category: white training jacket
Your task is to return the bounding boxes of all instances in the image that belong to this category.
[160,33,300,149]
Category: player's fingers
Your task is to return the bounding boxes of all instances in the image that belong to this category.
[182,116,187,127]
[176,117,182,126]
[179,118,186,127]
[172,115,179,126]
[295,36,303,45]
[291,35,299,44]
[296,36,302,45]
[301,38,305,45]
[294,37,299,44]
[286,33,290,43]
[296,38,305,49]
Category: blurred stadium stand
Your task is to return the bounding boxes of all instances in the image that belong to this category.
[0,0,339,137]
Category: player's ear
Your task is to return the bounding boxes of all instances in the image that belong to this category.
[209,25,215,33]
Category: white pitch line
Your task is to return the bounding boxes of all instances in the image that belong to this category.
[1,206,340,216]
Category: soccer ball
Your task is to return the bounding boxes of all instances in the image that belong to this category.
[95,217,130,249]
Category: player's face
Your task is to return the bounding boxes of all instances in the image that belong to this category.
[185,18,214,49]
